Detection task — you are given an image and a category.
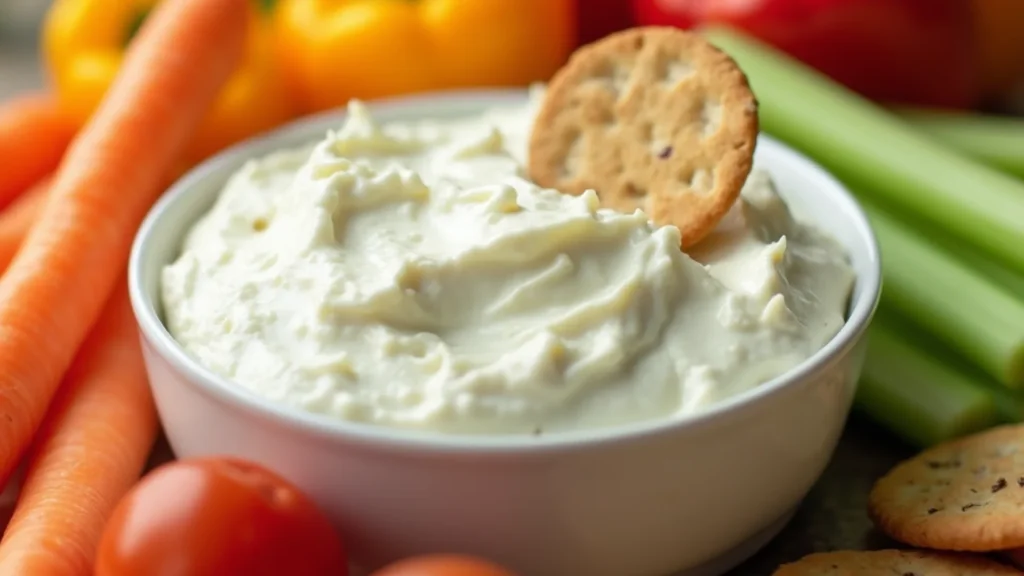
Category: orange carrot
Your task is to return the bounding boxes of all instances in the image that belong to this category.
[0,94,76,210]
[0,177,51,275]
[0,280,158,575]
[0,0,246,486]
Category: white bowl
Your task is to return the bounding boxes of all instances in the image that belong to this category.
[128,88,881,576]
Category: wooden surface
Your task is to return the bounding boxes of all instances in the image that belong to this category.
[0,39,918,576]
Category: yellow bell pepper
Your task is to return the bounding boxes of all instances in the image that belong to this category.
[42,0,297,163]
[273,0,577,113]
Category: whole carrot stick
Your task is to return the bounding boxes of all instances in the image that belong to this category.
[0,173,177,279]
[0,94,76,210]
[0,177,51,275]
[0,0,246,486]
[0,280,158,576]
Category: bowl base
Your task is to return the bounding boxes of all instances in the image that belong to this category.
[670,506,797,576]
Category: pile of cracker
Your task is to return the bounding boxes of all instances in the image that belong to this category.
[776,423,1024,574]
[529,27,1024,575]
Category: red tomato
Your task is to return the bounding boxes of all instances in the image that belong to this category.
[632,0,980,109]
[95,457,347,576]
[370,554,521,576]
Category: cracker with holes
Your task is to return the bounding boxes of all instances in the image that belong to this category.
[527,26,758,248]
[868,423,1024,551]
[771,549,1022,575]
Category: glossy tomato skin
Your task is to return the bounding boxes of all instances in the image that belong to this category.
[633,0,980,109]
[95,457,347,576]
[370,554,520,576]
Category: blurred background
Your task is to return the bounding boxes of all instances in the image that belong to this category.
[2,0,1023,112]
[0,0,46,97]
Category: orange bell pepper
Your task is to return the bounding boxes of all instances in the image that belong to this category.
[42,0,296,163]
[273,0,577,113]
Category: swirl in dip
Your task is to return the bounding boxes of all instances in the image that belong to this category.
[161,89,855,436]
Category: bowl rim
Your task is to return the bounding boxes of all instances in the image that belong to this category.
[128,87,882,454]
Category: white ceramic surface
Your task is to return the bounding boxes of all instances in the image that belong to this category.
[128,89,881,576]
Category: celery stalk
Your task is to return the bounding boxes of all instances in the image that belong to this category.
[873,305,1024,424]
[860,200,1024,387]
[981,376,1024,424]
[865,187,1024,296]
[702,27,1024,275]
[857,317,1001,448]
[897,107,1024,180]
[927,223,1024,297]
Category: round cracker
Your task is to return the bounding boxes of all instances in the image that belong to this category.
[868,423,1024,551]
[527,26,758,248]
[772,549,1021,575]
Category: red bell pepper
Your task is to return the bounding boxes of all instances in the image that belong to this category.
[632,0,981,110]
[578,0,636,46]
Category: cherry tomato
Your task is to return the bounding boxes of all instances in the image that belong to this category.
[370,554,521,576]
[95,457,347,576]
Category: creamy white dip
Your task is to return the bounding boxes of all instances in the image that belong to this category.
[161,88,855,436]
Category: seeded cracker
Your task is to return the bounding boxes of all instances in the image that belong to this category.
[772,549,1022,575]
[868,423,1024,551]
[527,26,758,248]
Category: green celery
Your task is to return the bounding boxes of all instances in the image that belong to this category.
[981,374,1024,423]
[872,305,1024,424]
[897,107,1024,180]
[861,200,1024,387]
[866,186,1024,296]
[857,315,1001,448]
[928,224,1024,297]
[702,26,1024,275]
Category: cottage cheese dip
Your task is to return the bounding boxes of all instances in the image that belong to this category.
[161,88,856,436]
